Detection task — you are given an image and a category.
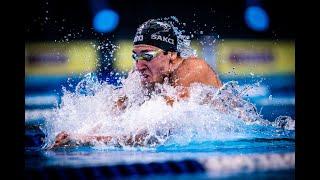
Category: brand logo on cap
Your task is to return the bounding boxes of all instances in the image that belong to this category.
[134,35,143,42]
[151,34,175,45]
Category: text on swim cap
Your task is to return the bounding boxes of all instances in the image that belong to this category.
[134,34,175,45]
[151,34,175,45]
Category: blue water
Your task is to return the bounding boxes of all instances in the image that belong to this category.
[26,129,294,168]
[25,116,295,179]
[25,134,294,179]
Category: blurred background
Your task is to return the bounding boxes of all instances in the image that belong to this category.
[25,0,295,124]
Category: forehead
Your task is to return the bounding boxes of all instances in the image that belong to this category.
[133,44,160,53]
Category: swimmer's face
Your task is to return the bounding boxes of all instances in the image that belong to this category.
[133,44,171,87]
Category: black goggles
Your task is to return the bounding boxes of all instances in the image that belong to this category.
[132,49,165,62]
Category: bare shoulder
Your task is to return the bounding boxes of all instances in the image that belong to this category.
[175,58,205,75]
[181,57,207,67]
[174,57,222,87]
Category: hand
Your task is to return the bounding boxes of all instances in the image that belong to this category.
[164,96,174,106]
[50,131,72,149]
[116,96,128,110]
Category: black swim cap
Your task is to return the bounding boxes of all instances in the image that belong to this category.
[133,19,178,52]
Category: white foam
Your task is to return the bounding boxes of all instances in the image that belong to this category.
[42,71,295,149]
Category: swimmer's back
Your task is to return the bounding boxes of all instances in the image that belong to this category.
[172,58,222,88]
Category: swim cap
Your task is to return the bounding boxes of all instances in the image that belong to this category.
[133,19,178,52]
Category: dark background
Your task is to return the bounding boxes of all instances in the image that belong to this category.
[25,0,295,41]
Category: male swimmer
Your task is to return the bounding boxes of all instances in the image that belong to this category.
[51,19,223,149]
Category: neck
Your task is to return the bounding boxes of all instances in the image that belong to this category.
[166,57,183,86]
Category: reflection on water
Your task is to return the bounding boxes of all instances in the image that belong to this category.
[25,137,294,169]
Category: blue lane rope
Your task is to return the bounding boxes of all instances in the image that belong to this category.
[25,159,205,179]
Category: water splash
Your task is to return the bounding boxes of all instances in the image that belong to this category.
[74,73,100,96]
[42,71,295,149]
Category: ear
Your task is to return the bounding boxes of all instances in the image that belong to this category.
[168,52,178,62]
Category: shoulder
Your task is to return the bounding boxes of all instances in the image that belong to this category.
[174,57,222,87]
[174,58,219,86]
[177,57,216,76]
[181,57,208,68]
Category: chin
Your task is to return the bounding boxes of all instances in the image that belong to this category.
[143,77,160,89]
[141,78,152,86]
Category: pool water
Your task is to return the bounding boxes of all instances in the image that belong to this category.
[26,138,294,167]
[25,73,295,179]
[25,124,294,179]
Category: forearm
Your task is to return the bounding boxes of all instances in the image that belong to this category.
[72,134,113,144]
[50,132,113,149]
[163,87,190,106]
[51,129,149,148]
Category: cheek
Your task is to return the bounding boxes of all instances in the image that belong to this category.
[159,61,170,73]
[148,57,169,76]
[155,59,169,72]
[155,63,168,75]
[148,61,161,73]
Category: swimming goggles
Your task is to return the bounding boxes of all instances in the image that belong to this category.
[132,49,165,62]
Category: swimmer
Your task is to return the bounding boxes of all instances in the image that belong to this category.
[116,18,222,109]
[51,18,222,149]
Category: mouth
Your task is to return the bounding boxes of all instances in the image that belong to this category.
[138,68,152,81]
[140,72,150,81]
[142,73,149,78]
[136,63,153,82]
